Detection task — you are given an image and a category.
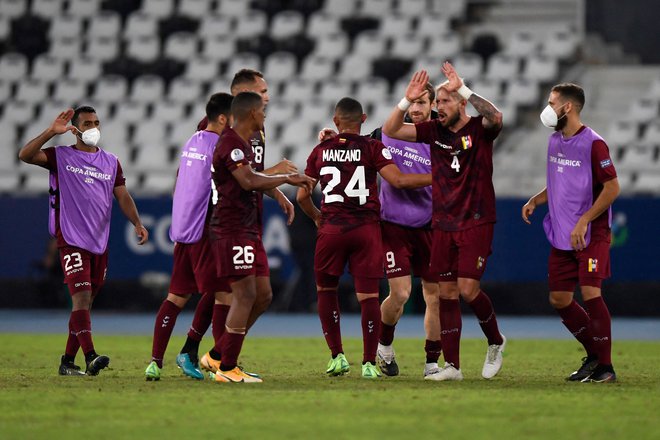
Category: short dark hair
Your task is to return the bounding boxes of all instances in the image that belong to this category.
[552,83,585,112]
[230,69,264,94]
[231,91,263,120]
[423,82,436,103]
[205,92,233,121]
[334,97,363,124]
[72,105,96,127]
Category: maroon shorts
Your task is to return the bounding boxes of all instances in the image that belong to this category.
[548,238,611,291]
[382,221,438,282]
[212,236,269,280]
[59,246,108,296]
[169,235,231,295]
[430,223,494,281]
[315,223,384,279]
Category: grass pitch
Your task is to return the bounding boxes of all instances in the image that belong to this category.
[0,334,659,440]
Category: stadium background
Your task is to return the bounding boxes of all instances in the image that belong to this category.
[0,0,658,316]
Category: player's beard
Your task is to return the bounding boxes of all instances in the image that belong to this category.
[440,111,460,128]
[554,111,568,131]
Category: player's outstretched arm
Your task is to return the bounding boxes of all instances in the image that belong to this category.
[441,62,503,130]
[266,187,296,225]
[264,159,298,175]
[232,165,314,194]
[522,187,548,224]
[19,109,77,166]
[113,185,149,245]
[379,164,431,189]
[382,70,429,142]
[295,180,320,228]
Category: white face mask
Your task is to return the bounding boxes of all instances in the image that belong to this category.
[539,104,567,128]
[79,127,100,147]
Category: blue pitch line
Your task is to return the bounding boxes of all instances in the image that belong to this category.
[0,310,658,340]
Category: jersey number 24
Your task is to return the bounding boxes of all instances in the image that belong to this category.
[320,166,369,205]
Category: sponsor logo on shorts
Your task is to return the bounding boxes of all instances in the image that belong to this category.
[66,267,84,276]
[587,258,598,273]
[438,271,453,277]
[386,267,402,274]
[234,264,253,270]
[74,281,91,288]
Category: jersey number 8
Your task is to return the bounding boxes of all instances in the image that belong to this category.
[320,165,369,205]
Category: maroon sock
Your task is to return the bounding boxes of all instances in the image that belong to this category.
[555,300,596,356]
[425,339,442,364]
[584,296,613,365]
[212,304,230,344]
[218,331,246,371]
[65,317,80,358]
[468,291,503,345]
[70,309,94,356]
[379,322,396,346]
[187,292,214,342]
[360,297,381,364]
[439,299,462,369]
[150,300,181,368]
[317,289,343,357]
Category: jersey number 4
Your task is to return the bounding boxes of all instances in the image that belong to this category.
[320,165,369,205]
[451,156,461,172]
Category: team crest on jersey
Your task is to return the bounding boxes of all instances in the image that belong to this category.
[476,256,485,270]
[382,148,392,160]
[587,258,598,273]
[461,135,473,150]
[338,137,347,143]
[231,148,245,162]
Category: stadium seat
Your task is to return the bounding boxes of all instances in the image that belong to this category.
[318,79,353,104]
[52,79,88,103]
[451,52,484,79]
[133,142,176,172]
[504,78,539,106]
[39,100,67,120]
[198,14,234,39]
[177,0,211,19]
[170,118,201,146]
[321,0,356,17]
[647,76,660,100]
[130,75,166,103]
[66,0,101,17]
[225,53,261,76]
[353,30,387,60]
[48,37,83,61]
[0,81,11,102]
[126,36,161,63]
[337,54,372,81]
[468,78,502,101]
[541,30,578,60]
[378,14,411,38]
[132,121,168,148]
[416,14,450,38]
[504,31,537,57]
[0,171,21,193]
[15,79,49,104]
[207,77,233,95]
[263,52,299,82]
[85,37,120,62]
[164,32,199,63]
[360,0,393,16]
[168,77,203,103]
[183,56,220,82]
[309,33,349,61]
[140,0,175,18]
[355,77,390,108]
[124,12,158,39]
[99,120,130,150]
[216,0,250,16]
[271,10,305,40]
[92,75,129,103]
[68,56,102,82]
[263,100,297,126]
[0,120,18,151]
[426,33,461,59]
[87,10,122,39]
[618,144,658,173]
[48,14,83,40]
[640,121,660,146]
[234,11,268,39]
[632,172,660,195]
[394,0,426,17]
[1,0,27,18]
[0,17,8,42]
[31,0,63,19]
[30,55,65,82]
[305,11,340,37]
[626,99,658,124]
[111,101,147,123]
[486,53,520,81]
[522,54,559,82]
[139,172,177,194]
[201,36,236,61]
[281,78,316,103]
[300,100,333,126]
[390,34,425,61]
[152,101,186,123]
[280,121,316,147]
[21,169,50,194]
[300,55,335,81]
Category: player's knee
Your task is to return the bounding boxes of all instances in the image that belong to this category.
[167,293,190,308]
[71,290,92,310]
[549,293,571,309]
[255,288,273,310]
[389,288,410,306]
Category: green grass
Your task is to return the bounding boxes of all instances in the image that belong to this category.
[1,334,659,440]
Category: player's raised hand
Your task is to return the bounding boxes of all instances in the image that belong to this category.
[441,61,463,93]
[405,70,430,102]
[286,173,315,194]
[272,158,298,174]
[49,109,77,135]
[135,224,149,245]
[318,127,337,142]
[521,199,536,224]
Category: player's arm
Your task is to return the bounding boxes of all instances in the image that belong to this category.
[113,185,149,245]
[570,178,620,251]
[18,109,77,167]
[263,159,298,175]
[441,62,503,130]
[265,187,296,225]
[378,164,431,189]
[231,164,314,194]
[382,70,429,142]
[522,187,548,224]
[295,178,321,228]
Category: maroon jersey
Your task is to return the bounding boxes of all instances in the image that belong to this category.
[415,116,500,231]
[305,133,394,234]
[209,127,259,239]
[586,129,617,241]
[250,129,266,234]
[43,146,126,248]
